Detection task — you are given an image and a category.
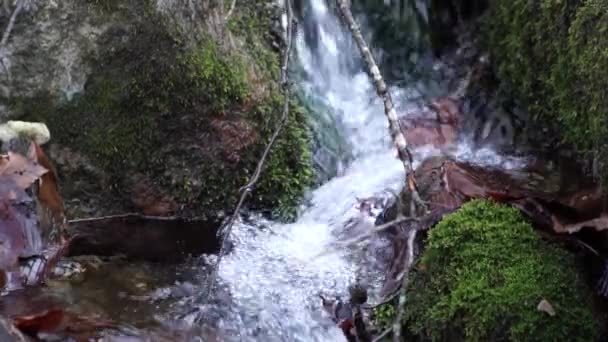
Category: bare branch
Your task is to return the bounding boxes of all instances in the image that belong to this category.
[224,0,237,21]
[1,0,24,47]
[197,0,295,310]
[372,327,392,342]
[392,228,417,341]
[334,0,426,215]
[68,213,181,223]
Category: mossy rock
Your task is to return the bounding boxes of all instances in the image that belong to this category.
[375,200,598,341]
[483,0,608,180]
[13,1,313,220]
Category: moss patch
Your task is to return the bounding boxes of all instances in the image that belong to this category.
[483,0,608,180]
[375,200,598,341]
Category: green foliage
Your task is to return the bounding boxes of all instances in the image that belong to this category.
[484,0,608,179]
[376,200,598,341]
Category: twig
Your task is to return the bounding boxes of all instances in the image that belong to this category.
[392,228,418,342]
[372,327,392,342]
[1,0,23,46]
[362,288,401,310]
[68,213,183,223]
[224,0,237,21]
[196,0,295,312]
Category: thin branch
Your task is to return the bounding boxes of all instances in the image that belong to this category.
[362,288,400,310]
[224,0,237,21]
[68,213,182,223]
[196,0,295,311]
[334,0,426,215]
[1,0,23,46]
[372,327,392,342]
[392,228,417,342]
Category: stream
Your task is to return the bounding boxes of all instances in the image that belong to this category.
[1,1,531,341]
[166,1,526,341]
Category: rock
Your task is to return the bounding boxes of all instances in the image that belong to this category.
[0,121,50,146]
[129,175,178,217]
[67,215,221,262]
[4,0,314,220]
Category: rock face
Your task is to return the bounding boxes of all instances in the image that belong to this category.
[0,0,314,220]
[483,0,608,180]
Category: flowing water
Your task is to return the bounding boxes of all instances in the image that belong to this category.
[168,1,526,341]
[179,2,406,340]
[0,1,529,340]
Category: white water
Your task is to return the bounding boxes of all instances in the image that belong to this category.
[182,1,527,341]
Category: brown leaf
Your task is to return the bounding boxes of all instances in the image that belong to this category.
[32,143,66,235]
[0,152,47,190]
[537,299,556,316]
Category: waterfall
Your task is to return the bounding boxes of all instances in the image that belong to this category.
[176,0,525,340]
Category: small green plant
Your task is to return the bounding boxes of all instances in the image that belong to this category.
[376,200,598,341]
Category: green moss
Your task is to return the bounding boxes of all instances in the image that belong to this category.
[254,97,314,220]
[484,0,608,180]
[181,40,251,112]
[375,200,598,341]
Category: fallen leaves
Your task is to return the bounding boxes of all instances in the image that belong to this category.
[0,151,46,192]
[0,135,69,291]
[33,143,67,234]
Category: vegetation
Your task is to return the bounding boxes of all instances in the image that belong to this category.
[375,200,598,341]
[13,1,313,220]
[483,0,608,180]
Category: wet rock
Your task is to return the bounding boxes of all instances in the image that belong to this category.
[129,175,178,217]
[67,215,221,262]
[398,99,460,150]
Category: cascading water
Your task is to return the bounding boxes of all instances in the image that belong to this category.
[172,1,527,341]
[183,2,405,340]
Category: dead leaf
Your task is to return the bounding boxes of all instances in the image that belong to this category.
[32,143,66,236]
[0,152,47,190]
[13,309,113,339]
[537,299,556,316]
